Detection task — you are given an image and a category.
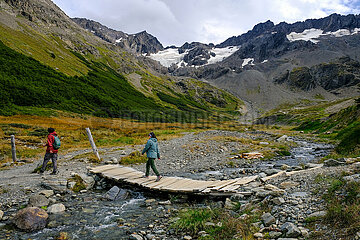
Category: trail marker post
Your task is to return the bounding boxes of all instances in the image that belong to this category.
[85,128,100,160]
[11,135,17,162]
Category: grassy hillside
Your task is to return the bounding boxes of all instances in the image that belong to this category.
[295,101,360,156]
[0,40,241,121]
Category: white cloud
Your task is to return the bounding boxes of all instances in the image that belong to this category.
[52,0,360,46]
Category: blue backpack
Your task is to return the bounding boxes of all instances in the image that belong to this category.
[53,135,61,150]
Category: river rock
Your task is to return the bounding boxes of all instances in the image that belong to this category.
[159,200,171,205]
[75,173,95,190]
[343,174,360,182]
[324,159,346,167]
[39,190,54,198]
[130,233,143,240]
[254,232,263,238]
[281,222,301,237]
[0,210,3,220]
[224,198,235,209]
[28,194,49,207]
[111,157,119,164]
[184,236,192,240]
[273,197,285,205]
[47,203,66,214]
[104,186,129,201]
[262,212,275,226]
[269,231,282,238]
[41,179,68,193]
[13,207,48,232]
[277,135,288,142]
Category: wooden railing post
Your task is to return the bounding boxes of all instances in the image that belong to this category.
[85,128,100,160]
[11,135,17,162]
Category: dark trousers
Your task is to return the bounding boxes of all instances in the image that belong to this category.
[41,153,58,173]
[145,158,160,177]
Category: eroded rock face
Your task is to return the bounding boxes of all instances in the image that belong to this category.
[13,207,48,232]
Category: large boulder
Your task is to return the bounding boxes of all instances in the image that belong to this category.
[281,222,302,238]
[76,173,95,190]
[13,207,48,232]
[28,194,49,207]
[103,186,129,201]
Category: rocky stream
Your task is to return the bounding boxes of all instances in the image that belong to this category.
[0,130,359,240]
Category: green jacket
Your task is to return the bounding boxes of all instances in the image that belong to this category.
[142,138,160,159]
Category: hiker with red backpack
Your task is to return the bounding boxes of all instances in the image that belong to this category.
[40,128,61,175]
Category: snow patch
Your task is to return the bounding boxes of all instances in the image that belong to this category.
[287,28,323,43]
[149,48,187,68]
[207,46,239,65]
[261,60,268,63]
[242,58,254,67]
[115,38,123,43]
[149,46,239,68]
[287,28,360,43]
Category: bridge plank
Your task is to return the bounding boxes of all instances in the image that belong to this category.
[90,165,118,173]
[92,165,259,196]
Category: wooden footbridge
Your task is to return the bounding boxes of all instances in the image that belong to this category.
[90,165,258,196]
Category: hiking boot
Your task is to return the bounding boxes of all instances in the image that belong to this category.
[156,176,162,182]
[142,175,149,178]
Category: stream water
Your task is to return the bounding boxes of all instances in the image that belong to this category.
[0,138,332,240]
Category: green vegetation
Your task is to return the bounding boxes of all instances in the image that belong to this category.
[295,103,360,156]
[120,151,147,165]
[309,174,360,238]
[0,40,240,122]
[170,205,260,239]
[68,175,86,192]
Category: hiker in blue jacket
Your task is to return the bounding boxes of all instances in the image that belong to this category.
[142,132,162,181]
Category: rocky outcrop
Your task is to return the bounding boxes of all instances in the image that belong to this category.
[13,207,48,232]
[72,18,164,54]
[275,57,360,91]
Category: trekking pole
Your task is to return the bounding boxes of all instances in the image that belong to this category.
[85,128,101,160]
[11,135,17,162]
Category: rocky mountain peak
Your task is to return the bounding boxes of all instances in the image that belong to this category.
[252,20,275,34]
[72,18,164,54]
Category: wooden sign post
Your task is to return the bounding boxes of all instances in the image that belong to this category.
[85,128,100,160]
[11,135,17,162]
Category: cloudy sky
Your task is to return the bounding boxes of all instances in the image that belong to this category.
[52,0,360,46]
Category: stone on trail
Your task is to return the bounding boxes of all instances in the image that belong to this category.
[262,212,276,226]
[47,203,66,214]
[272,197,285,205]
[307,210,326,218]
[13,207,48,232]
[39,190,54,198]
[41,179,68,193]
[0,210,3,220]
[28,194,50,207]
[281,222,302,238]
[279,181,300,189]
